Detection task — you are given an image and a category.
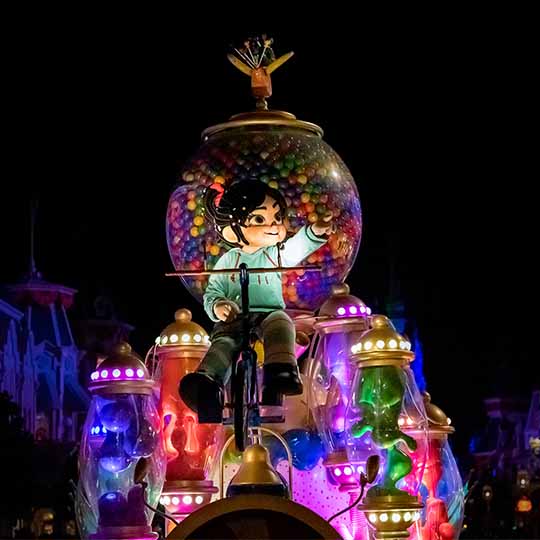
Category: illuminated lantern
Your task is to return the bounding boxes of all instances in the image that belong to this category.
[77,343,166,540]
[306,283,372,539]
[516,496,532,513]
[346,315,427,539]
[166,43,362,313]
[402,393,464,540]
[153,309,224,529]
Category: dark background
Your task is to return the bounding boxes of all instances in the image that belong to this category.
[1,15,536,459]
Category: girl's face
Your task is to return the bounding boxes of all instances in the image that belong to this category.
[239,195,287,248]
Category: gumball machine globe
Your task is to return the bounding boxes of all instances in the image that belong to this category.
[166,109,362,311]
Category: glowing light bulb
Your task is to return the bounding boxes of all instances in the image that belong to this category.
[125,368,134,377]
[195,495,203,504]
[366,307,372,315]
[162,496,171,505]
[364,341,372,351]
[182,495,193,505]
[406,418,414,426]
[161,335,168,345]
[334,468,342,477]
[194,334,202,343]
[337,307,346,316]
[181,333,190,343]
[344,466,352,475]
[136,369,144,378]
[392,513,401,523]
[170,334,179,343]
[112,369,121,378]
[403,512,412,522]
[405,342,411,350]
[399,341,406,349]
[376,340,385,349]
[360,306,366,313]
[171,496,179,505]
[349,306,358,315]
[413,512,420,521]
[368,514,378,523]
[388,339,398,348]
[100,370,108,378]
[380,513,388,522]
[398,417,405,426]
[155,337,160,344]
[203,335,210,343]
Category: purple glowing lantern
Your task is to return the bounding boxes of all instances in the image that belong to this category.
[307,283,371,461]
[306,283,372,539]
[77,342,166,540]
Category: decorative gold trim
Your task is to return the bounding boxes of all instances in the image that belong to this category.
[202,110,323,139]
[167,495,343,540]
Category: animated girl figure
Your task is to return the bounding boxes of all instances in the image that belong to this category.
[179,180,332,423]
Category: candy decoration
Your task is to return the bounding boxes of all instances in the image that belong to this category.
[167,131,361,311]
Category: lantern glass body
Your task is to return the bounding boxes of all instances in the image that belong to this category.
[166,126,362,311]
[156,350,224,481]
[346,364,428,497]
[309,328,365,455]
[412,436,465,539]
[78,393,166,537]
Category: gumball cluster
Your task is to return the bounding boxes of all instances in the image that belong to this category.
[167,128,362,311]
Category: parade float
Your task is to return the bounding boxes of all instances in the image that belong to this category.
[76,36,464,540]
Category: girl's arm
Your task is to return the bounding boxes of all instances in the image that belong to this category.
[279,225,328,267]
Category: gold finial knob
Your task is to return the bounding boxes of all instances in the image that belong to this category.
[175,308,192,322]
[371,314,393,329]
[113,341,132,355]
[331,283,350,296]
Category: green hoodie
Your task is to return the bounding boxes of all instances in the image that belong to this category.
[204,225,327,321]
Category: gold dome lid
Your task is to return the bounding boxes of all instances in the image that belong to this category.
[89,342,154,395]
[399,392,453,435]
[156,309,210,348]
[315,283,371,333]
[350,315,414,367]
[424,392,454,434]
[202,109,323,140]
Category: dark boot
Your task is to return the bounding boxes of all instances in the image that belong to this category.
[179,371,224,424]
[262,363,303,399]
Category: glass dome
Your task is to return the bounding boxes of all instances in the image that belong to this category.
[166,110,362,312]
[77,343,166,540]
[345,316,427,538]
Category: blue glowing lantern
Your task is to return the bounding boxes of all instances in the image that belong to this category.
[76,342,166,540]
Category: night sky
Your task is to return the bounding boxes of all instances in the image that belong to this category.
[1,20,535,458]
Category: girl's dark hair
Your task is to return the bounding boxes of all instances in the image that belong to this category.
[205,180,287,247]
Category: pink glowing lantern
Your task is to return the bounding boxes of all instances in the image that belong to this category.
[152,309,224,530]
[77,342,166,540]
[402,393,464,540]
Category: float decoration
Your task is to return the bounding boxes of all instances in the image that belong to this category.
[346,316,427,539]
[153,309,223,531]
[77,342,166,540]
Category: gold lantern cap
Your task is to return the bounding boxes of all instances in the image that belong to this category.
[315,282,371,333]
[423,392,454,435]
[89,341,155,395]
[156,308,210,349]
[350,315,414,367]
